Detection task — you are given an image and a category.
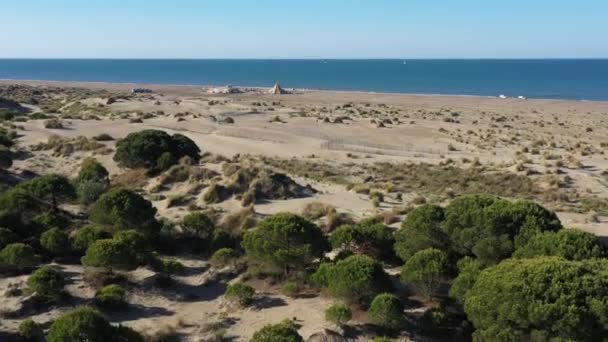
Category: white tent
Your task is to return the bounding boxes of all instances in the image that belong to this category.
[269,83,288,94]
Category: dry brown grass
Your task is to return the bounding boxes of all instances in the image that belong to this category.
[30,135,110,156]
[111,168,149,190]
[221,206,257,235]
[301,202,336,220]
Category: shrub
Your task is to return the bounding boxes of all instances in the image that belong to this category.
[312,255,392,305]
[156,258,185,275]
[513,229,608,260]
[210,247,238,267]
[113,230,149,264]
[250,320,303,342]
[325,303,352,325]
[32,211,69,234]
[113,129,200,169]
[368,293,404,331]
[94,284,127,310]
[394,204,449,262]
[0,227,17,250]
[464,257,608,341]
[0,243,37,268]
[90,189,159,233]
[76,158,109,184]
[27,265,65,303]
[225,282,255,306]
[18,319,42,342]
[77,179,109,205]
[44,118,64,129]
[40,228,70,256]
[280,281,300,298]
[329,218,394,259]
[242,213,328,276]
[72,225,111,253]
[81,239,138,272]
[0,188,41,216]
[76,158,109,204]
[181,212,215,239]
[401,248,449,300]
[47,307,116,342]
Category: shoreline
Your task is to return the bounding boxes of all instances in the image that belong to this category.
[1,78,606,104]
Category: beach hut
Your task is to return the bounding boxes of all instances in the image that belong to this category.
[269,83,288,94]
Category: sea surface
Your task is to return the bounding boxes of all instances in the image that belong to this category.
[1,59,607,101]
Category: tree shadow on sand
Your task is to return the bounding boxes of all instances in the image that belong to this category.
[143,274,228,303]
[252,295,287,310]
[107,304,174,322]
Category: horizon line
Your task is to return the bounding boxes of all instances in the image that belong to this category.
[1,57,608,61]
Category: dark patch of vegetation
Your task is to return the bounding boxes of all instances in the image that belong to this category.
[114,129,200,170]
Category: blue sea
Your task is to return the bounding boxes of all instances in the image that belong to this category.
[1,59,607,101]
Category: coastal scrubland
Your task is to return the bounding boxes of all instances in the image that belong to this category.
[1,81,608,341]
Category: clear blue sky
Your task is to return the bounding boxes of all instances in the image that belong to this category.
[1,0,607,58]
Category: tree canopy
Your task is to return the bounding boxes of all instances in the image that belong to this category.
[464,257,608,341]
[89,189,159,233]
[442,195,562,264]
[242,213,327,276]
[394,204,449,262]
[330,218,394,259]
[513,229,608,260]
[312,254,392,305]
[113,129,200,170]
[81,239,138,272]
[47,306,141,342]
[401,248,449,300]
[368,293,404,331]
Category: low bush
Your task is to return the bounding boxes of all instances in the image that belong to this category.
[210,247,238,267]
[71,225,111,253]
[40,228,70,256]
[155,258,185,275]
[368,293,404,331]
[47,306,142,342]
[43,118,64,129]
[26,265,65,303]
[94,284,127,310]
[0,243,37,269]
[225,282,255,306]
[250,320,303,342]
[280,281,300,298]
[325,303,352,325]
[18,319,42,342]
[81,239,138,272]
